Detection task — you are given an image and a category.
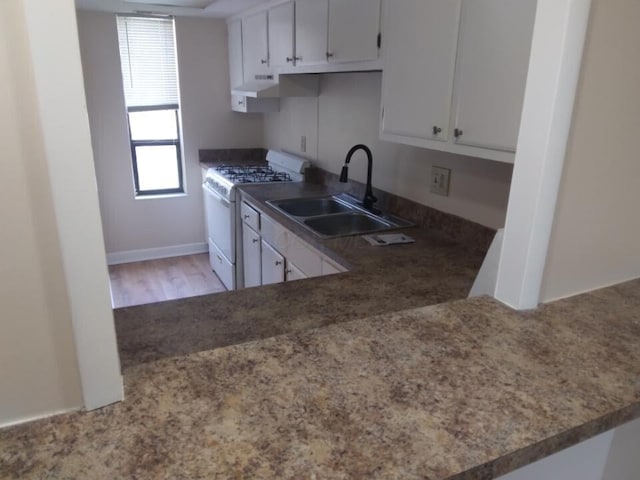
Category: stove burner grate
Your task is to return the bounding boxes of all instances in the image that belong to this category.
[214,165,293,184]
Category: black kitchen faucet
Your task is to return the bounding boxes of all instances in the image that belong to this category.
[339,144,378,211]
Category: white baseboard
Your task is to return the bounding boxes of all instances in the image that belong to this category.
[0,406,81,430]
[106,242,208,266]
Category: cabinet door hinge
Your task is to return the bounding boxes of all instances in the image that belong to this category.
[377,32,382,49]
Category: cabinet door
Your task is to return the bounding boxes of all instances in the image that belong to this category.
[452,0,536,152]
[269,2,295,68]
[286,236,323,278]
[327,0,380,63]
[261,240,285,285]
[321,258,343,276]
[242,11,269,81]
[380,0,461,142]
[286,262,307,282]
[228,20,243,88]
[228,20,246,112]
[295,0,328,66]
[242,224,261,288]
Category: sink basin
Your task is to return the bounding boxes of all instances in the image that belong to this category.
[304,213,392,237]
[272,197,354,217]
[267,193,413,238]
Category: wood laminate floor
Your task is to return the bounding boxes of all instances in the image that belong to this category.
[109,253,226,308]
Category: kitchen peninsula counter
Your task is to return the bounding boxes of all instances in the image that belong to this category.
[2,280,639,479]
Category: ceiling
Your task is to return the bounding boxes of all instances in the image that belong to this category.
[75,0,273,18]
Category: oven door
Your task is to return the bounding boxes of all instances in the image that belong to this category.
[203,183,235,263]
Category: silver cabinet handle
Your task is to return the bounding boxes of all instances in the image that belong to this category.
[275,260,283,266]
[433,126,442,135]
[260,59,267,64]
[286,56,293,63]
[326,52,334,58]
[454,128,463,138]
[244,214,250,219]
[252,238,259,244]
[294,56,302,61]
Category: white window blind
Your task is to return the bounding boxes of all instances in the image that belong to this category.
[117,16,179,108]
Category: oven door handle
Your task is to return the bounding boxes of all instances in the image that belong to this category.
[203,184,231,208]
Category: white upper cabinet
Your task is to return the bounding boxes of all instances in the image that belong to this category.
[327,0,381,64]
[242,11,270,81]
[228,20,243,89]
[233,0,382,77]
[228,19,279,113]
[268,2,295,69]
[452,0,537,152]
[380,0,536,163]
[227,20,245,111]
[295,0,329,66]
[381,0,462,143]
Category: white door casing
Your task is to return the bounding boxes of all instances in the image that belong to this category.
[495,0,593,310]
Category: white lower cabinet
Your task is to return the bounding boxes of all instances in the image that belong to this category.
[242,224,262,288]
[261,240,286,285]
[241,200,346,287]
[286,262,307,281]
[321,257,344,276]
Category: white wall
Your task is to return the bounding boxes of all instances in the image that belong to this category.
[1,0,122,425]
[540,0,640,302]
[264,72,514,230]
[0,0,83,425]
[23,0,123,412]
[77,12,264,257]
[601,417,640,479]
[497,417,640,480]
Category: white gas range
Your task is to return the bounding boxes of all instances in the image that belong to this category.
[202,150,310,290]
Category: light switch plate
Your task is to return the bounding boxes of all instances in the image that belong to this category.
[430,166,451,196]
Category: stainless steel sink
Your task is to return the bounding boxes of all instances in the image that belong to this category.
[303,213,392,237]
[266,193,413,239]
[271,196,354,217]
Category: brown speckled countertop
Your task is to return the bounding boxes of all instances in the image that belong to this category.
[114,181,488,370]
[2,280,639,479]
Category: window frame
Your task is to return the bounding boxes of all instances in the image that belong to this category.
[126,104,185,197]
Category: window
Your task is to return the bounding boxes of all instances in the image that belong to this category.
[116,15,184,196]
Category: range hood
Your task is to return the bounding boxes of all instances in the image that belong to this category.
[232,74,320,99]
[231,81,280,98]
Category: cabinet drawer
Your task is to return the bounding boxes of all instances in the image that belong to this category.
[241,202,260,231]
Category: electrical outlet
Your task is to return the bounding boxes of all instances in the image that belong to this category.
[430,166,451,196]
[300,135,307,153]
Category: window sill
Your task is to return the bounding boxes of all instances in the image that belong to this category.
[135,192,188,201]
